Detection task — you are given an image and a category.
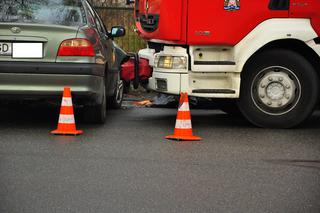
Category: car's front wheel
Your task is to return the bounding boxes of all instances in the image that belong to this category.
[238,49,319,128]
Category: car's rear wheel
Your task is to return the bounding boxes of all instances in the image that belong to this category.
[83,84,107,124]
[108,72,124,109]
[238,49,319,128]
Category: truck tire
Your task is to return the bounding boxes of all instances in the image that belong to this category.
[108,72,124,109]
[238,49,319,128]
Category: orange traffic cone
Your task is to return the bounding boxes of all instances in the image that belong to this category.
[166,92,202,141]
[51,87,83,136]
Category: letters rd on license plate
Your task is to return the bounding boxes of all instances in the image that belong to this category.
[0,43,12,56]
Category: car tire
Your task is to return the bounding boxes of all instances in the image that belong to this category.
[238,49,319,128]
[83,84,107,124]
[108,72,124,109]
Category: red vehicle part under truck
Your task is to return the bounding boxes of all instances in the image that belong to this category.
[121,0,320,128]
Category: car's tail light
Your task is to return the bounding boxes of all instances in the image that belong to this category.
[57,39,95,57]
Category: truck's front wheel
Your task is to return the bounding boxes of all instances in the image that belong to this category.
[238,49,319,128]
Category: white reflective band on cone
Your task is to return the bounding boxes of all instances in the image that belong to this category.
[61,97,73,107]
[175,119,192,129]
[178,102,190,112]
[58,114,75,124]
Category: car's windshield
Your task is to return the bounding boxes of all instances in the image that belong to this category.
[0,0,86,26]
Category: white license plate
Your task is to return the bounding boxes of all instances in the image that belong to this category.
[0,43,12,56]
[12,43,43,59]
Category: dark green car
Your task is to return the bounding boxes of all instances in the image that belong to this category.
[0,0,128,123]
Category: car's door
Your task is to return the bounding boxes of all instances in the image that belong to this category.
[89,1,114,64]
[84,0,113,67]
[95,12,115,70]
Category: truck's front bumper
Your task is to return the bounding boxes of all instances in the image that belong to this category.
[148,72,186,95]
[0,62,105,105]
[148,70,240,98]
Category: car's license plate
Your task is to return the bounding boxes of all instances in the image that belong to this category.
[0,42,43,58]
[0,43,12,56]
[12,43,43,58]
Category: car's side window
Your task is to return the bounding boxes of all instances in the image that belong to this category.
[92,9,108,35]
[83,3,95,26]
[94,15,105,35]
[84,0,106,36]
[83,1,96,25]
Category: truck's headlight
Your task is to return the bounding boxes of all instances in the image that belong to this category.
[155,56,187,69]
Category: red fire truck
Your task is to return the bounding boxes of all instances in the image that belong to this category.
[123,0,320,128]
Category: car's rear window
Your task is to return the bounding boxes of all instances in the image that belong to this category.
[0,0,86,26]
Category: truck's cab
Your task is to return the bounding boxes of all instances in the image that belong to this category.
[129,0,320,128]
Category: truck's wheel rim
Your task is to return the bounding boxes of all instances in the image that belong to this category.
[115,74,124,104]
[251,66,301,115]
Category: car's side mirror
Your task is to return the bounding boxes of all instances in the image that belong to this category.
[110,26,126,38]
[126,0,135,5]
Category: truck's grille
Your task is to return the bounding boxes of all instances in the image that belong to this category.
[139,14,159,33]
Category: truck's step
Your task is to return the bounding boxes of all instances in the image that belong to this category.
[194,61,236,65]
[192,89,236,94]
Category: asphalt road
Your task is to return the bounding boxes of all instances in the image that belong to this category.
[0,102,319,213]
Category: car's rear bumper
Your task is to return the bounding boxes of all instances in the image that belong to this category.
[0,62,105,105]
[0,61,105,76]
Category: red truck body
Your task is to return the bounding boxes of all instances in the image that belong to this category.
[135,0,320,45]
[123,0,320,128]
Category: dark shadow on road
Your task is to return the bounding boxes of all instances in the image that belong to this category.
[0,103,119,129]
[0,102,319,130]
[264,159,320,170]
[0,103,59,128]
[126,108,320,129]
